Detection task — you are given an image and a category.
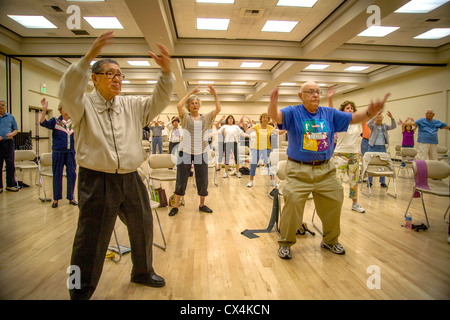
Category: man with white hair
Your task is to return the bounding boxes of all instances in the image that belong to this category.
[414,109,449,160]
[268,81,389,259]
[0,99,19,192]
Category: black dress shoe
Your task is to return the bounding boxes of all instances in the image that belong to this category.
[199,205,213,213]
[131,273,165,288]
[52,201,58,208]
[168,207,178,216]
[69,200,78,206]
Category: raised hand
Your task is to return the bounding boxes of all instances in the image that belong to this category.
[367,93,390,118]
[85,31,115,62]
[149,43,171,74]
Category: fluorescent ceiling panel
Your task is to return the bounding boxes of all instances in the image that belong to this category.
[147,80,157,84]
[305,64,329,70]
[395,0,449,13]
[357,26,399,37]
[345,66,369,71]
[262,20,298,32]
[277,0,318,7]
[280,82,297,86]
[8,15,57,29]
[196,0,235,3]
[127,61,151,66]
[66,0,105,2]
[84,17,124,29]
[198,61,219,67]
[199,81,215,84]
[231,82,247,85]
[197,18,230,30]
[240,62,263,68]
[414,28,450,39]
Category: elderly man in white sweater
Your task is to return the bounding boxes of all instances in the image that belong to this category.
[59,31,174,300]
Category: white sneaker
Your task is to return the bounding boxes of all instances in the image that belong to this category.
[236,172,242,178]
[247,181,253,187]
[352,203,365,213]
[223,172,228,178]
[320,241,346,255]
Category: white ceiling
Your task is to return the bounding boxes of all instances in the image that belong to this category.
[0,0,449,103]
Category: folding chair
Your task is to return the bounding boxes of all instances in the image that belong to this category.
[397,147,417,178]
[14,150,38,187]
[268,149,287,195]
[137,167,167,250]
[361,152,397,198]
[146,153,177,199]
[37,152,55,202]
[404,160,450,228]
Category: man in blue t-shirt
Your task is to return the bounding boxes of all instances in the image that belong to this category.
[414,109,449,160]
[268,82,389,259]
[0,99,19,192]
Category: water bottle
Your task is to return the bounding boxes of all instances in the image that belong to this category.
[405,212,412,229]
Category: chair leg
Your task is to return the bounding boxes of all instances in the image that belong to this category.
[419,193,430,228]
[152,207,167,251]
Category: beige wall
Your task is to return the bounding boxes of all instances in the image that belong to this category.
[4,58,449,156]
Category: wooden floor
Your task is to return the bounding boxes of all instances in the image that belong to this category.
[0,163,449,300]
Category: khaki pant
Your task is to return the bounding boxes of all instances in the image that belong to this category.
[278,160,344,247]
[416,142,438,160]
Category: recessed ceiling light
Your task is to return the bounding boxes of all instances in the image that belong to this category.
[276,0,318,7]
[198,61,219,67]
[318,83,327,87]
[147,80,157,84]
[280,82,297,86]
[305,64,329,70]
[8,15,57,29]
[240,62,263,68]
[122,80,130,84]
[84,17,123,29]
[199,81,215,84]
[357,26,399,37]
[414,28,450,39]
[66,0,105,2]
[345,66,369,71]
[196,0,235,3]
[395,0,449,13]
[231,82,247,85]
[197,18,230,30]
[262,20,298,32]
[127,61,151,66]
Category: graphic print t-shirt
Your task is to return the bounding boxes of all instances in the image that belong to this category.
[279,105,352,162]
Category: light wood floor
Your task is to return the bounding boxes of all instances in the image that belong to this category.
[0,163,449,300]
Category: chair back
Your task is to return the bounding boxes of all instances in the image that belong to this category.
[276,160,287,181]
[401,148,417,158]
[148,154,175,169]
[15,150,36,162]
[40,153,52,167]
[413,160,450,180]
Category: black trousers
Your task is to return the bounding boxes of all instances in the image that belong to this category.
[69,167,154,300]
[174,151,208,197]
[0,139,16,188]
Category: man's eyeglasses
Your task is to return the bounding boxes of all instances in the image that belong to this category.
[95,71,125,80]
[302,89,321,96]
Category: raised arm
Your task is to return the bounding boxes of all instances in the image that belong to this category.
[40,98,48,123]
[208,85,221,118]
[267,88,283,124]
[350,93,390,124]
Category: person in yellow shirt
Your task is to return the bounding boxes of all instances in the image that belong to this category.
[244,113,281,187]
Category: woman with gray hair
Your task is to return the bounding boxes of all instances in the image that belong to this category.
[168,85,221,216]
[40,98,77,208]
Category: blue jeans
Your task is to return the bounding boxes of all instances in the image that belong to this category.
[368,144,386,184]
[250,148,271,177]
[152,136,163,154]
